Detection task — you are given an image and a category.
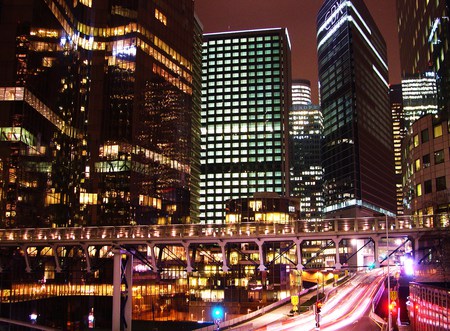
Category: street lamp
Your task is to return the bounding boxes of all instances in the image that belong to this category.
[386,215,392,331]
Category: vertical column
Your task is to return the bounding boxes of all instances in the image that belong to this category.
[256,240,266,271]
[148,243,158,272]
[124,254,133,331]
[218,241,229,272]
[22,245,31,273]
[333,238,341,270]
[81,244,92,273]
[372,237,380,268]
[182,242,193,273]
[294,239,304,271]
[52,245,62,273]
[413,236,420,264]
[112,248,121,331]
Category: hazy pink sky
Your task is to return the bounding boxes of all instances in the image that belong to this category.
[195,0,400,104]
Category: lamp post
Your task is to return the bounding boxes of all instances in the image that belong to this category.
[386,215,391,331]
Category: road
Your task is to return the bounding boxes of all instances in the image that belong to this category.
[228,269,386,331]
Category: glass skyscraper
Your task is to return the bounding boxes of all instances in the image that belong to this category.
[0,0,201,227]
[200,28,292,224]
[317,0,396,218]
[289,79,323,220]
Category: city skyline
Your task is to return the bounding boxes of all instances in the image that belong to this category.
[195,0,400,104]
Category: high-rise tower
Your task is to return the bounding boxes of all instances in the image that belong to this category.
[289,79,323,220]
[201,28,292,224]
[0,0,201,227]
[317,0,396,218]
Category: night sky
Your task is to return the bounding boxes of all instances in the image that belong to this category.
[194,0,400,104]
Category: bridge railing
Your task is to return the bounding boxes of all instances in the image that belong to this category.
[0,214,448,244]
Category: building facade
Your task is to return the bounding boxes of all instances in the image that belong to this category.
[200,28,292,224]
[289,103,324,220]
[317,0,396,218]
[402,115,450,222]
[0,0,201,227]
[390,84,405,216]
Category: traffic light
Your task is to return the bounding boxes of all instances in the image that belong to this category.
[316,300,323,314]
[389,301,397,314]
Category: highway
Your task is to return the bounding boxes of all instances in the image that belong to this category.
[228,269,386,331]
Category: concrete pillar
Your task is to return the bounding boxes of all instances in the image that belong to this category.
[22,245,31,273]
[333,238,341,270]
[256,240,266,271]
[52,245,62,273]
[112,249,122,331]
[218,241,229,272]
[124,254,133,331]
[373,237,380,268]
[294,238,304,271]
[148,243,158,272]
[81,244,92,273]
[182,242,193,273]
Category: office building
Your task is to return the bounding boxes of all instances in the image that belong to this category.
[397,0,450,220]
[402,115,450,221]
[0,0,201,227]
[402,73,439,128]
[317,0,396,218]
[390,84,405,216]
[292,79,312,106]
[397,0,450,113]
[200,28,292,224]
[289,103,324,220]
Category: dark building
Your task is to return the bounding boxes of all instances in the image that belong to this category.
[389,84,405,216]
[396,0,450,114]
[397,0,450,219]
[200,28,292,224]
[317,0,396,218]
[0,0,201,227]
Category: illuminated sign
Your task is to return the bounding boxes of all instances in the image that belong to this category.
[324,0,346,31]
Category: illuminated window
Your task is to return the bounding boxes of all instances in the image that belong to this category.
[416,183,422,197]
[155,9,167,25]
[433,124,443,138]
[415,158,421,171]
[413,134,419,147]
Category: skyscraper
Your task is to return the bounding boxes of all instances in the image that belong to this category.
[317,0,396,218]
[0,0,201,227]
[402,73,438,128]
[389,84,405,216]
[396,0,450,113]
[292,79,312,106]
[289,79,323,220]
[200,28,292,224]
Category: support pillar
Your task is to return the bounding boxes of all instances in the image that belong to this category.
[148,243,158,272]
[372,237,380,268]
[112,249,121,331]
[182,242,193,273]
[294,239,304,271]
[414,236,420,264]
[124,254,133,331]
[112,248,133,331]
[218,241,229,272]
[81,244,92,273]
[333,238,341,270]
[22,245,31,273]
[52,245,62,273]
[256,240,266,271]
